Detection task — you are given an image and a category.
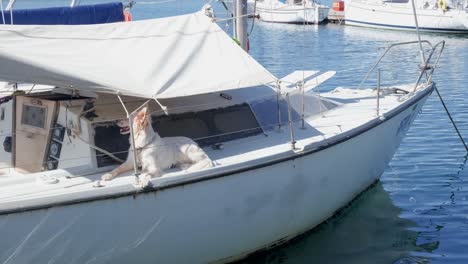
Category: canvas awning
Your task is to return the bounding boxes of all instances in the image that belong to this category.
[0,11,277,99]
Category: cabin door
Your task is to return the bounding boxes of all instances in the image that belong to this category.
[15,96,57,173]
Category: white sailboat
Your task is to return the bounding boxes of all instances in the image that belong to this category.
[256,0,330,24]
[0,6,445,264]
[345,0,468,33]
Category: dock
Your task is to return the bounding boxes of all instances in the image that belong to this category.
[327,10,344,24]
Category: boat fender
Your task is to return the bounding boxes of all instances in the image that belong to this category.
[124,10,132,22]
[438,0,447,11]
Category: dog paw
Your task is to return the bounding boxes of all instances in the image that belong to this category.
[101,173,114,181]
[138,175,153,189]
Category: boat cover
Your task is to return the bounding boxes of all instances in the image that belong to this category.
[0,11,276,99]
[0,2,125,25]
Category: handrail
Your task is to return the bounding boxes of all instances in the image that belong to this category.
[358,40,434,89]
[411,40,445,92]
[358,40,445,117]
[425,40,446,84]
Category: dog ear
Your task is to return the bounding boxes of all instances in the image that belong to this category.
[135,106,147,120]
[142,106,149,118]
[135,106,149,126]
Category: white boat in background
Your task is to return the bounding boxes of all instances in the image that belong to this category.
[256,0,330,24]
[0,5,446,264]
[345,0,468,33]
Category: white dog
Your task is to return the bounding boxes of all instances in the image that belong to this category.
[101,106,213,186]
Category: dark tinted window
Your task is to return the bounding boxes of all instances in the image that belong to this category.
[153,103,263,147]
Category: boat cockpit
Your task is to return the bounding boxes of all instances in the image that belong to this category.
[0,83,339,177]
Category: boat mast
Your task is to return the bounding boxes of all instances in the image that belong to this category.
[234,0,248,51]
[410,0,426,64]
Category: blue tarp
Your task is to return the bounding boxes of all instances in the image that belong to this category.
[0,2,125,25]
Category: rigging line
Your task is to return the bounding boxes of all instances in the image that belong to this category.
[214,13,255,23]
[434,86,468,152]
[0,0,5,25]
[248,0,257,36]
[218,0,234,16]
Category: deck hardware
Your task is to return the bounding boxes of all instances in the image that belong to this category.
[220,93,232,100]
[300,82,306,129]
[93,180,104,188]
[276,80,282,131]
[286,93,296,150]
[376,69,381,117]
[37,174,59,185]
[212,143,224,150]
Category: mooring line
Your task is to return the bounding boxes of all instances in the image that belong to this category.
[434,86,468,152]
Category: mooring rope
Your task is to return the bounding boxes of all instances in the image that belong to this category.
[434,87,468,152]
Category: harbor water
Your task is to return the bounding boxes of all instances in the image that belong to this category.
[7,0,468,263]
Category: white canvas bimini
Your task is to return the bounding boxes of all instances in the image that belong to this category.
[0,11,276,98]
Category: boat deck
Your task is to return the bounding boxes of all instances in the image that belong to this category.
[0,84,427,213]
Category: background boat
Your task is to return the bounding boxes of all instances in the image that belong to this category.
[256,0,330,24]
[345,0,468,33]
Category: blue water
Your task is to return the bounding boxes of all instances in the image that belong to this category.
[5,0,468,263]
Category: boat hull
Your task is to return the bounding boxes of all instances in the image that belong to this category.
[345,1,468,33]
[257,6,329,24]
[0,89,432,264]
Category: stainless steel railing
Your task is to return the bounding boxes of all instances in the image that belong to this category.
[358,40,446,92]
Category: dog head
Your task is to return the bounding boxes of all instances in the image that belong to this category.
[116,106,150,136]
[116,119,131,135]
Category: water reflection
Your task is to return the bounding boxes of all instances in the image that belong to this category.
[240,183,439,264]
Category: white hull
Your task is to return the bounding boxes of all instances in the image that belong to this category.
[0,87,432,264]
[345,1,468,33]
[257,3,329,24]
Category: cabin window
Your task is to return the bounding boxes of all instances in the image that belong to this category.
[153,103,263,147]
[93,123,131,168]
[250,93,340,131]
[21,104,47,128]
